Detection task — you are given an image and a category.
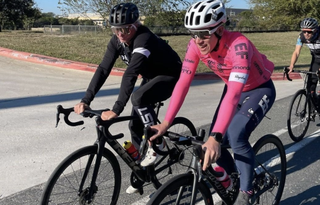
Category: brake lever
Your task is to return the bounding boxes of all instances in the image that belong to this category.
[56,110,61,128]
[283,67,292,81]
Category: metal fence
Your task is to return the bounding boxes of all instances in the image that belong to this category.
[43,25,104,35]
[40,24,297,36]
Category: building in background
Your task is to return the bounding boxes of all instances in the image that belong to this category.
[67,13,105,26]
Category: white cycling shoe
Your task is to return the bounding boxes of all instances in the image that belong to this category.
[140,140,165,167]
[126,185,139,194]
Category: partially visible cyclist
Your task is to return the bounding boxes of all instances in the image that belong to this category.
[150,0,276,204]
[288,17,320,109]
[73,2,182,194]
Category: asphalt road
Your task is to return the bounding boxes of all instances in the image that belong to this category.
[1,55,320,204]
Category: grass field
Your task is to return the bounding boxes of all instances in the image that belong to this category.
[0,30,311,72]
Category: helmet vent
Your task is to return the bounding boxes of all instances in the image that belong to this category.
[212,5,219,9]
[195,15,200,25]
[204,14,212,23]
[194,2,201,9]
[216,12,223,21]
[199,5,205,13]
[190,12,195,25]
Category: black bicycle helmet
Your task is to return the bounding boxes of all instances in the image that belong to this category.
[109,3,139,26]
[300,18,318,29]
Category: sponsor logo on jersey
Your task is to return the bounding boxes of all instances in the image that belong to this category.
[234,43,248,59]
[182,66,192,75]
[229,72,248,84]
[232,65,250,70]
[253,61,263,75]
[184,58,195,64]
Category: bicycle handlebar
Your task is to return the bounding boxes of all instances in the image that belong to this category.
[283,67,292,81]
[56,105,84,127]
[142,126,205,156]
[55,105,109,128]
[283,66,319,81]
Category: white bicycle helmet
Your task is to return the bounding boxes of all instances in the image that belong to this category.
[185,0,227,30]
[300,18,318,30]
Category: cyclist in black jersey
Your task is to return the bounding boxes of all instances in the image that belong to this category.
[289,18,320,107]
[73,2,182,193]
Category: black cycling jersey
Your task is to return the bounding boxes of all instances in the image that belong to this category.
[298,27,320,58]
[81,25,182,115]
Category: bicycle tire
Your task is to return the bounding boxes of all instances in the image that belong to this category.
[252,134,287,205]
[287,89,311,142]
[147,173,213,205]
[152,116,197,189]
[40,145,121,205]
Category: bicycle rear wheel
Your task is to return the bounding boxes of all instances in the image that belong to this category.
[147,173,213,205]
[287,89,311,142]
[252,134,287,205]
[40,145,121,205]
[152,117,197,188]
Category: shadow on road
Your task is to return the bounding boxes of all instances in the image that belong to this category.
[0,79,221,109]
[280,185,320,204]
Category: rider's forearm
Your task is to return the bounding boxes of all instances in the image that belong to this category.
[289,52,299,68]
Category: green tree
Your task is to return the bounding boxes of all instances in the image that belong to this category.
[144,11,185,27]
[249,0,320,30]
[58,0,190,27]
[235,10,258,31]
[33,12,59,27]
[58,0,119,27]
[0,0,39,30]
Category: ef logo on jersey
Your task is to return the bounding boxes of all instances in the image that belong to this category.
[234,43,248,59]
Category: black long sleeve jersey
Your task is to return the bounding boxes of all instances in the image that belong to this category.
[81,25,182,115]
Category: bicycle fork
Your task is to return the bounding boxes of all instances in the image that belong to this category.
[78,126,107,203]
[179,153,201,204]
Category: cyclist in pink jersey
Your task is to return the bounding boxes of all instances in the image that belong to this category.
[150,0,276,204]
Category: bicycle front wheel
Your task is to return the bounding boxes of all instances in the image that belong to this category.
[147,173,213,205]
[40,145,121,205]
[287,89,311,142]
[152,117,197,188]
[252,134,287,205]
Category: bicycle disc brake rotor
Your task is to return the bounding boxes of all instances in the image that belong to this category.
[299,110,306,121]
[79,186,97,205]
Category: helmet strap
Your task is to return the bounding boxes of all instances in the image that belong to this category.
[212,32,222,52]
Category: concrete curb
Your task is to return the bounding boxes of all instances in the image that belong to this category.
[0,47,301,80]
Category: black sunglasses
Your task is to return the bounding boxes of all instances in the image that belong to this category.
[189,27,218,40]
[302,30,313,34]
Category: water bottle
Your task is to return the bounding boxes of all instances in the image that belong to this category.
[214,166,231,190]
[123,141,140,161]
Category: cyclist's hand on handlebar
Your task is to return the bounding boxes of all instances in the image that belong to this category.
[201,137,221,171]
[74,102,90,114]
[288,65,294,74]
[101,110,118,120]
[150,121,170,141]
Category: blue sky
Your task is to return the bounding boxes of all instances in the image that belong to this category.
[34,0,250,15]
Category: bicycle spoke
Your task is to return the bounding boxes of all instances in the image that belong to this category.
[41,146,121,205]
[253,135,286,205]
[287,90,310,142]
[152,117,196,188]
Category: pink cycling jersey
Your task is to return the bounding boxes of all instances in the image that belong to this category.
[164,30,274,135]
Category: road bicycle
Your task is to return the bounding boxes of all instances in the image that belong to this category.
[40,102,199,205]
[283,67,320,142]
[147,131,287,205]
